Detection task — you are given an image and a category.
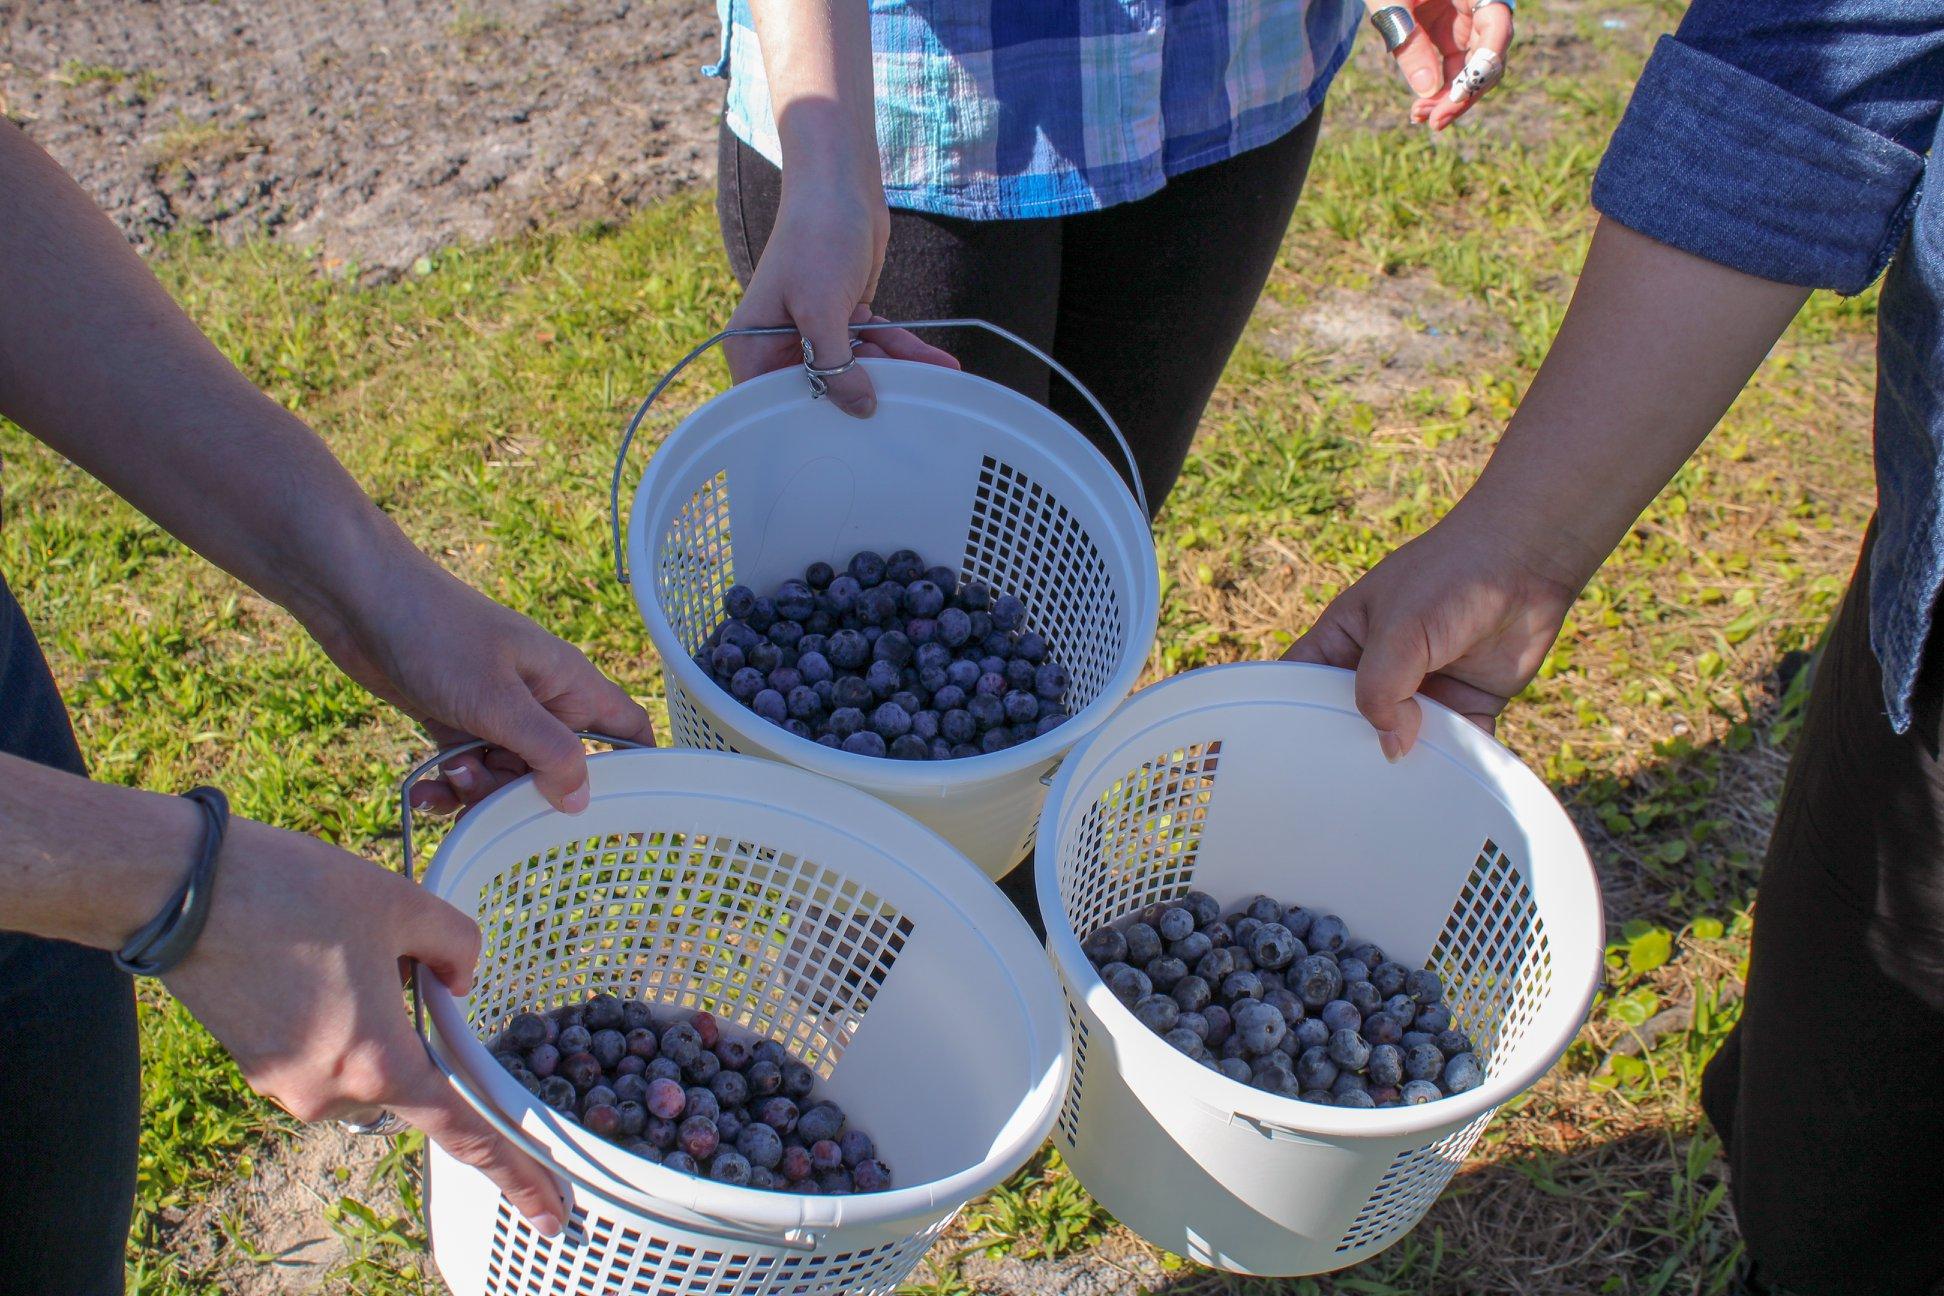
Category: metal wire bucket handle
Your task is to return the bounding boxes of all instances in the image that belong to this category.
[608,318,1150,586]
[397,733,828,1251]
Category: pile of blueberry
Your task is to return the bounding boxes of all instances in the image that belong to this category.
[1082,893,1485,1108]
[490,993,892,1193]
[696,548,1072,760]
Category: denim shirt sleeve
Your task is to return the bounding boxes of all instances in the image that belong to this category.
[1593,3,1944,295]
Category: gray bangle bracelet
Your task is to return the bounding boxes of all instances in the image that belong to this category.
[114,787,230,978]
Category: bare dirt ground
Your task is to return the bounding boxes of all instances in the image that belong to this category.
[1,0,721,275]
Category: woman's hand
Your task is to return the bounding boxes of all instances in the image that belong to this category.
[163,818,568,1235]
[1380,0,1514,131]
[723,179,957,418]
[304,555,655,816]
[1283,503,1576,758]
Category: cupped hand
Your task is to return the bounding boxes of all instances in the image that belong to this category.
[306,557,655,816]
[1282,505,1576,758]
[164,818,568,1234]
[723,181,957,417]
[1381,0,1514,131]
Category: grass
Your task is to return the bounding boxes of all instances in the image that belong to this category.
[0,0,1880,1291]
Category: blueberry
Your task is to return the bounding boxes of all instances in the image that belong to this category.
[874,630,914,667]
[724,585,757,620]
[746,597,777,633]
[1202,1003,1233,1047]
[1223,970,1264,1002]
[1404,1043,1445,1082]
[1259,970,1285,993]
[782,1062,815,1101]
[1334,1088,1377,1109]
[752,689,787,725]
[1331,1072,1371,1103]
[684,1086,722,1125]
[1324,1028,1369,1072]
[645,1076,687,1120]
[1194,948,1236,984]
[1293,1017,1330,1052]
[926,708,972,745]
[1005,658,1037,692]
[1246,922,1300,971]
[711,1069,750,1109]
[1170,931,1213,965]
[1146,956,1189,993]
[866,702,911,741]
[1176,1012,1210,1043]
[525,1043,561,1078]
[1157,907,1195,943]
[1349,942,1388,969]
[1362,1014,1403,1047]
[827,706,866,740]
[1082,926,1128,966]
[945,658,982,690]
[748,640,783,674]
[1400,1079,1444,1105]
[539,1076,578,1114]
[783,718,813,740]
[710,642,747,679]
[614,1100,648,1138]
[955,580,991,611]
[614,1073,650,1106]
[889,689,924,716]
[826,630,868,671]
[590,1028,627,1070]
[1307,914,1349,952]
[854,1159,894,1193]
[1262,987,1305,1026]
[646,1056,683,1083]
[849,551,886,588]
[1366,1043,1405,1088]
[1103,962,1152,1006]
[1347,981,1384,1016]
[806,1138,845,1175]
[1252,1060,1300,1096]
[663,1150,701,1177]
[757,1096,800,1135]
[885,549,925,584]
[950,742,982,759]
[1216,1057,1253,1084]
[865,659,901,698]
[1240,895,1277,924]
[1294,955,1342,1008]
[1386,993,1420,1027]
[560,1051,603,1090]
[795,652,834,687]
[1442,1053,1483,1094]
[967,612,995,644]
[987,593,1024,632]
[975,672,1007,701]
[1414,1004,1453,1035]
[797,1102,845,1145]
[1123,922,1163,965]
[936,607,972,647]
[1436,1028,1475,1058]
[677,1114,721,1160]
[930,684,967,714]
[831,681,872,717]
[901,579,946,619]
[660,1022,703,1065]
[1133,993,1181,1034]
[888,734,928,760]
[746,1060,782,1098]
[784,685,822,722]
[840,730,886,757]
[1232,999,1288,1056]
[779,1144,814,1183]
[730,1119,783,1171]
[912,640,951,673]
[1231,916,1263,947]
[768,620,803,651]
[1170,973,1213,1015]
[1320,1000,1362,1034]
[1406,968,1445,1005]
[1164,1027,1206,1058]
[1338,958,1371,986]
[1014,632,1047,663]
[1402,1030,1434,1052]
[588,996,626,1033]
[1296,1046,1339,1090]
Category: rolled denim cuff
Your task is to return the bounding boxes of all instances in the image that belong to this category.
[1593,36,1926,295]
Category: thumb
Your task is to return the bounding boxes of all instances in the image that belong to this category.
[800,309,877,419]
[1379,2,1446,98]
[1352,617,1432,762]
[486,690,591,814]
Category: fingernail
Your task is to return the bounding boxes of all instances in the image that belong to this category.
[534,1211,563,1237]
[446,763,477,794]
[1379,731,1405,764]
[561,780,591,815]
[1407,67,1441,95]
[854,395,877,418]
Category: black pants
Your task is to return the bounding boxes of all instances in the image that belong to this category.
[716,110,1325,519]
[0,573,140,1296]
[1702,524,1944,1296]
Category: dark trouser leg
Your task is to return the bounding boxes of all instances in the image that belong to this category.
[1050,110,1324,517]
[0,574,139,1296]
[1701,524,1944,1296]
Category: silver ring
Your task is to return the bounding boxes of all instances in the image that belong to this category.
[1369,5,1416,52]
[800,337,859,399]
[340,1110,407,1137]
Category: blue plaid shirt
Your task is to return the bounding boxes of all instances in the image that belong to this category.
[709,1,1360,220]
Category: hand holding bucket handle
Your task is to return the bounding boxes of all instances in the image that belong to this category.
[397,733,829,1250]
[610,318,1152,586]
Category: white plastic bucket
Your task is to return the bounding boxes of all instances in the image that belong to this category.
[407,741,1070,1296]
[1036,663,1604,1275]
[612,322,1160,878]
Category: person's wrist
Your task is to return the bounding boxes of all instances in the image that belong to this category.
[1439,487,1597,605]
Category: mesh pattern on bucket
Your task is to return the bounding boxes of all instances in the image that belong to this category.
[962,456,1122,714]
[1429,840,1553,1069]
[467,831,914,1076]
[1055,983,1090,1148]
[1331,1111,1492,1255]
[668,682,735,753]
[483,1199,952,1296]
[658,470,734,656]
[1057,740,1223,938]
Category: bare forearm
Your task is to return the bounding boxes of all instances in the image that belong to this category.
[1457,219,1811,587]
[0,123,430,635]
[748,0,881,198]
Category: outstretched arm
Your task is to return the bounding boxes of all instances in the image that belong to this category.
[0,121,653,810]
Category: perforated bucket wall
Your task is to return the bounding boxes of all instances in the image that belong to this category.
[1038,664,1602,1277]
[418,750,1070,1296]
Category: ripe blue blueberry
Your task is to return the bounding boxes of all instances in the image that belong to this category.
[766,666,803,696]
[539,1076,578,1114]
[831,676,872,711]
[679,1114,721,1160]
[967,693,1005,730]
[1156,907,1195,942]
[1033,662,1070,701]
[1362,1014,1403,1047]
[1193,948,1235,985]
[1035,712,1069,737]
[747,597,777,633]
[886,549,925,584]
[909,710,940,741]
[1407,968,1444,1005]
[874,630,914,666]
[1164,1027,1206,1058]
[813,680,836,709]
[1333,1088,1376,1109]
[1014,632,1046,662]
[1175,1011,1209,1042]
[1083,926,1128,965]
[775,580,816,622]
[853,1159,893,1192]
[525,1043,561,1079]
[936,607,972,647]
[1296,1046,1339,1090]
[710,1069,750,1109]
[646,1056,683,1084]
[1435,1028,1474,1058]
[864,659,900,698]
[1320,1000,1362,1034]
[939,708,977,744]
[842,731,887,757]
[1442,1053,1483,1093]
[1366,1043,1405,1088]
[1401,1079,1443,1105]
[1004,658,1037,692]
[1347,980,1384,1016]
[1293,1017,1330,1052]
[710,643,746,678]
[1262,987,1305,1027]
[768,620,803,652]
[1103,963,1151,1006]
[990,593,1026,631]
[870,702,912,739]
[1413,1004,1453,1035]
[782,718,813,740]
[1330,1070,1370,1101]
[752,689,787,725]
[1133,994,1180,1034]
[663,1150,700,1176]
[945,658,981,690]
[1337,957,1370,986]
[1386,993,1419,1026]
[787,685,823,721]
[913,641,951,673]
[1201,1003,1233,1047]
[728,667,765,702]
[1295,955,1344,1008]
[796,651,833,685]
[795,1102,844,1145]
[589,1028,627,1070]
[1170,931,1213,965]
[757,1095,800,1134]
[1246,922,1299,970]
[746,1060,783,1097]
[1232,999,1288,1055]
[1223,969,1265,1002]
[1146,955,1189,993]
[1404,1043,1444,1082]
[857,585,898,625]
[804,561,836,590]
[975,671,1007,700]
[1252,1060,1299,1096]
[1215,1056,1252,1085]
[747,640,783,674]
[1003,690,1039,725]
[958,581,992,611]
[1307,915,1349,952]
[849,551,886,588]
[931,684,967,713]
[904,580,945,618]
[828,707,866,739]
[890,734,930,760]
[736,1122,784,1170]
[827,630,869,670]
[950,742,981,758]
[1122,922,1163,965]
[1245,895,1282,924]
[724,585,757,620]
